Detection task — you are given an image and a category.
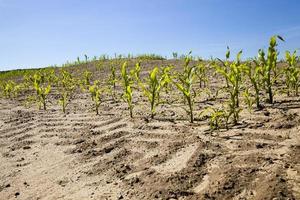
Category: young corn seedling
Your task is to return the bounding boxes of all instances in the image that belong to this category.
[132,62,144,94]
[108,60,119,99]
[24,71,34,87]
[121,62,134,118]
[47,69,59,85]
[196,61,209,88]
[77,57,81,64]
[284,50,299,96]
[201,107,229,130]
[92,56,97,61]
[243,88,255,112]
[80,70,92,91]
[183,51,192,74]
[23,73,34,90]
[173,66,197,123]
[32,72,52,110]
[161,65,173,94]
[89,80,103,115]
[96,59,104,72]
[133,62,141,82]
[1,80,20,99]
[243,60,263,109]
[216,47,231,88]
[2,81,14,98]
[58,70,76,113]
[137,66,170,119]
[260,35,284,104]
[172,52,178,59]
[215,50,243,125]
[175,52,193,105]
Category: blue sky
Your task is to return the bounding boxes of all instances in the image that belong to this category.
[0,0,300,70]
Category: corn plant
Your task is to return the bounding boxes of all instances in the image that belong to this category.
[243,60,263,109]
[1,80,20,98]
[89,80,103,115]
[183,51,192,73]
[284,50,299,96]
[172,52,178,59]
[201,107,229,130]
[161,65,173,94]
[133,62,141,82]
[47,69,59,84]
[2,81,14,98]
[80,70,92,91]
[176,51,193,105]
[137,66,171,119]
[243,88,255,112]
[215,50,243,125]
[31,72,52,110]
[23,73,32,90]
[259,35,284,103]
[77,56,81,64]
[173,66,197,123]
[108,59,119,99]
[96,59,104,72]
[216,47,231,88]
[58,70,76,113]
[92,56,97,61]
[121,62,134,118]
[196,61,209,88]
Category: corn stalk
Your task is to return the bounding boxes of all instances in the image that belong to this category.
[137,66,171,119]
[215,50,243,124]
[58,70,76,113]
[31,72,52,110]
[173,66,197,123]
[243,60,263,109]
[121,62,134,118]
[89,80,103,115]
[260,35,284,104]
[285,50,299,96]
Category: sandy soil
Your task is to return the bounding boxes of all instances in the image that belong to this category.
[0,60,300,200]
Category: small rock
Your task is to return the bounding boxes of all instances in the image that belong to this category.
[256,143,265,149]
[74,139,85,145]
[104,147,114,154]
[263,110,270,116]
[279,177,286,182]
[223,181,235,190]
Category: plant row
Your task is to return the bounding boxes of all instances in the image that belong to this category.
[0,36,299,130]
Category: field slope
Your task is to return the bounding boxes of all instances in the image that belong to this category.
[0,60,299,200]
